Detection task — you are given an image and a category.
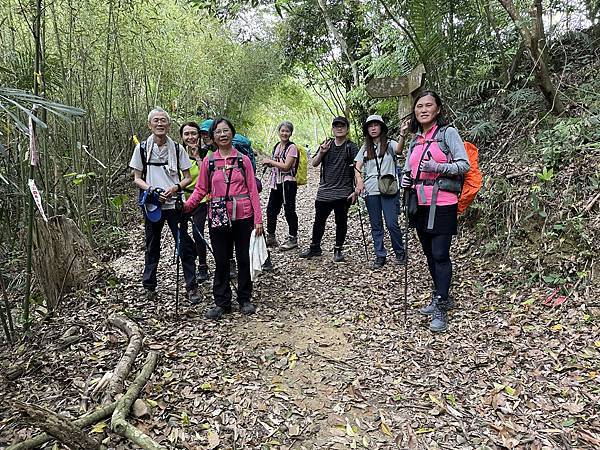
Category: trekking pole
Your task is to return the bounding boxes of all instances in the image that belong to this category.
[357,196,369,260]
[174,194,184,317]
[402,189,410,323]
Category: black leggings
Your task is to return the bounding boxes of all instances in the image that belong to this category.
[416,231,453,301]
[266,181,298,237]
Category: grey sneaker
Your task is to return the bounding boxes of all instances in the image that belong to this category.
[429,305,449,332]
[265,233,278,247]
[299,246,322,258]
[205,305,231,320]
[187,288,202,305]
[144,288,156,301]
[240,301,256,315]
[419,293,439,315]
[372,256,386,269]
[279,235,298,250]
[332,246,345,263]
[420,293,454,315]
[197,265,209,283]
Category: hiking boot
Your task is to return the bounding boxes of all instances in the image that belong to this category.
[279,235,298,250]
[419,292,439,315]
[205,305,231,320]
[299,246,323,258]
[144,288,156,301]
[240,301,256,315]
[332,246,345,263]
[429,304,449,333]
[187,288,202,305]
[229,258,237,278]
[197,265,209,283]
[395,252,407,266]
[262,253,274,272]
[372,256,386,269]
[265,233,278,247]
[420,293,455,315]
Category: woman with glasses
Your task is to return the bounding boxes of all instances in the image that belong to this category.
[184,117,263,320]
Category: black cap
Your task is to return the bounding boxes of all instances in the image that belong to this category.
[332,116,350,127]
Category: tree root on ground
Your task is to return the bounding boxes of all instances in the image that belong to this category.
[6,402,116,450]
[10,401,103,450]
[111,351,164,450]
[105,314,144,400]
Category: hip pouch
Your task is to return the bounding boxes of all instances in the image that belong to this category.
[436,176,462,193]
[378,174,399,197]
[209,199,231,231]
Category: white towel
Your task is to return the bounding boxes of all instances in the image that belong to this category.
[249,230,268,281]
[145,135,178,176]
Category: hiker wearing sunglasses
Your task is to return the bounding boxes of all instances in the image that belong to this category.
[354,115,406,269]
[129,107,200,304]
[299,116,359,262]
[401,90,470,333]
[184,117,262,320]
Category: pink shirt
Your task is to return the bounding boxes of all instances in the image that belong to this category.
[408,125,458,206]
[184,149,262,225]
[269,142,298,189]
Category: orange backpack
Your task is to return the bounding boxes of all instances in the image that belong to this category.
[458,141,483,214]
[435,126,483,214]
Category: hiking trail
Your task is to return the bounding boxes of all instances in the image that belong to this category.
[1,165,598,449]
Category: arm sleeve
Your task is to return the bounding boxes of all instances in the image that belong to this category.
[129,144,143,171]
[184,157,209,213]
[437,127,470,176]
[243,156,263,225]
[178,144,193,171]
[354,145,365,163]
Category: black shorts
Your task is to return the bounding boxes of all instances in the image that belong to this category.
[410,203,458,235]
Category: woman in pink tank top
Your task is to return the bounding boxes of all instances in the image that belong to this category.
[400,91,470,333]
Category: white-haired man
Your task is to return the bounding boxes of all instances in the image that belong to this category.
[129,107,200,304]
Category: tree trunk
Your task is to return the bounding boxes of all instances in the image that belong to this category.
[497,0,566,115]
[12,401,100,450]
[316,0,359,87]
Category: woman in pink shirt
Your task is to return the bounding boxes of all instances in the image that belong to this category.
[401,91,470,333]
[184,118,263,320]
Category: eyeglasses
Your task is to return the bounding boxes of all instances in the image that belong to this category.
[213,128,231,136]
[332,123,347,129]
[151,117,169,124]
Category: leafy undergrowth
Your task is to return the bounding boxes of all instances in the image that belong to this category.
[0,166,598,449]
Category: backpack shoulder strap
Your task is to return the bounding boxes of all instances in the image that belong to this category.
[175,143,181,181]
[140,141,148,181]
[436,125,451,157]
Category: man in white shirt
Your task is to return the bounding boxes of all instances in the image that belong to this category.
[129,107,200,304]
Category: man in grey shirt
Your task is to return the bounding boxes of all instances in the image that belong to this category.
[129,107,200,304]
[299,116,359,262]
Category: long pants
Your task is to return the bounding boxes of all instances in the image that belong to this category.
[191,203,208,268]
[143,209,197,291]
[416,231,453,301]
[209,218,253,308]
[266,181,298,237]
[310,199,349,248]
[364,194,405,258]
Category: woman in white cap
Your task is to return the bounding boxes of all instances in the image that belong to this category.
[354,115,406,269]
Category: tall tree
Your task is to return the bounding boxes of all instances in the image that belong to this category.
[497,0,566,115]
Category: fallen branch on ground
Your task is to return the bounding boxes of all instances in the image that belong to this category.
[111,351,164,450]
[105,314,144,400]
[6,402,117,450]
[11,401,101,450]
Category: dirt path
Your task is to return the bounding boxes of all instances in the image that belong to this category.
[1,165,598,449]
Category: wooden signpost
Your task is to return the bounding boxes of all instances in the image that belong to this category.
[366,63,426,119]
